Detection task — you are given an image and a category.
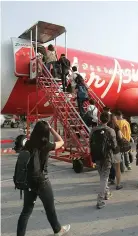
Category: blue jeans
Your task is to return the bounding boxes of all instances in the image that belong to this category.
[46,61,57,77]
[77,98,85,117]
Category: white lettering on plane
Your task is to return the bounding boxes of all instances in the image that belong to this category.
[71,57,138,99]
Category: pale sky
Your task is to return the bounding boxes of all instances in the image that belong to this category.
[1,1,138,62]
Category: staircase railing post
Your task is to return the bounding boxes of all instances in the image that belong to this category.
[36,77,38,122]
[30,30,32,60]
[65,31,67,57]
[54,112,58,158]
[64,98,68,150]
[27,94,30,139]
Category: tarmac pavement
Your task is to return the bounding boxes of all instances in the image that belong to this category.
[1,128,138,236]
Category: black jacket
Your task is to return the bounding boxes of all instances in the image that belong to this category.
[59,57,70,74]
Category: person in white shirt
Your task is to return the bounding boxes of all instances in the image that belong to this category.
[87,99,98,125]
[46,45,58,75]
[47,44,57,64]
[69,66,79,94]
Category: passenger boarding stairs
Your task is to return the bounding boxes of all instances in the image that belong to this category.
[37,59,105,172]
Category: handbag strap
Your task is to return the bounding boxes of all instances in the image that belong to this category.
[89,105,96,114]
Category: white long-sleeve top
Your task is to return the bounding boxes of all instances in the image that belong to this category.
[69,71,79,87]
[87,105,98,122]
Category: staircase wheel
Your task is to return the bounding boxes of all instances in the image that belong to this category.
[11,122,19,128]
[73,159,83,173]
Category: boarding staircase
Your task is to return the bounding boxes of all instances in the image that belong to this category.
[36,59,105,172]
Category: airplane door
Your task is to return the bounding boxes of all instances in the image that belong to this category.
[11,37,35,77]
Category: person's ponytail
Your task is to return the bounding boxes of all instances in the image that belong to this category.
[41,137,49,148]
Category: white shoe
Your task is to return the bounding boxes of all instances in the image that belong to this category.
[54,224,70,235]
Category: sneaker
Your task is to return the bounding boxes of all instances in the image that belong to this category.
[127,166,132,170]
[110,180,115,185]
[96,201,106,209]
[105,191,112,200]
[108,179,115,185]
[116,185,123,190]
[55,225,70,236]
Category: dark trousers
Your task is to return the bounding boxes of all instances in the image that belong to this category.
[77,98,85,117]
[46,62,57,77]
[124,152,131,167]
[109,165,116,181]
[17,180,61,236]
[46,62,52,71]
[61,73,67,92]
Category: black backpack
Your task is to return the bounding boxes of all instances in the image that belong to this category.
[83,107,96,127]
[90,128,111,162]
[13,149,40,198]
[117,137,131,153]
[87,107,96,118]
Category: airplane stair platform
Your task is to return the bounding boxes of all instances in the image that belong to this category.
[29,59,105,173]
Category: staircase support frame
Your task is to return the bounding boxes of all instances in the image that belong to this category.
[25,58,106,169]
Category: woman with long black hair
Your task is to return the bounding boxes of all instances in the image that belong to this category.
[108,114,123,190]
[17,121,70,236]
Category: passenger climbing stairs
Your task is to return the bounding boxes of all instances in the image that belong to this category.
[37,59,105,172]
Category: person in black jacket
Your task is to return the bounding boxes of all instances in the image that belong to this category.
[59,54,71,92]
[17,121,70,236]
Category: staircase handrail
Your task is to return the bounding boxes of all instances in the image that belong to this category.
[88,87,105,109]
[38,59,90,132]
[37,59,91,155]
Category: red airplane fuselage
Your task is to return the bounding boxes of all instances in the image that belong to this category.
[1,42,138,117]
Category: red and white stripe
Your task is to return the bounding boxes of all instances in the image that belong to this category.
[0,139,14,144]
[1,148,16,155]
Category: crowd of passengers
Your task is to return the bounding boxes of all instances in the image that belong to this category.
[37,44,70,92]
[89,110,138,209]
[42,44,138,209]
[16,44,138,235]
[16,111,138,235]
[38,44,98,119]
